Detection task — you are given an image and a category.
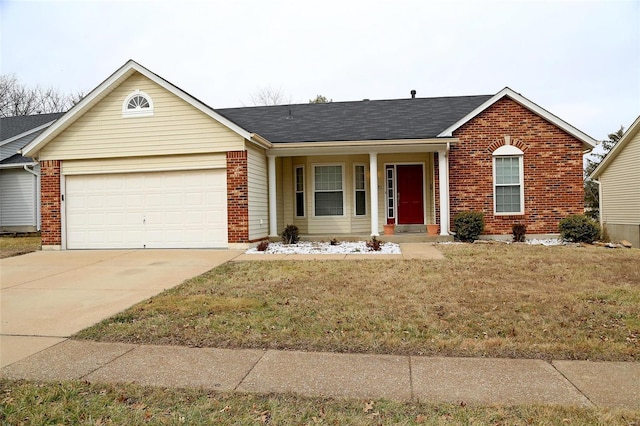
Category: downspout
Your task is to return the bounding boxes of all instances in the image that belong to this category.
[23,164,39,229]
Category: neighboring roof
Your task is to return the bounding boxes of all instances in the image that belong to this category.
[0,153,37,167]
[0,112,64,142]
[22,60,261,157]
[438,87,597,150]
[591,114,640,180]
[216,95,492,143]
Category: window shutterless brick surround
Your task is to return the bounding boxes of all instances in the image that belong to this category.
[40,160,62,246]
[439,97,584,235]
[226,151,249,243]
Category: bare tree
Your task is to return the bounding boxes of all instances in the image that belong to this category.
[0,74,83,117]
[249,86,292,106]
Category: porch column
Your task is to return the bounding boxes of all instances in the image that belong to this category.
[369,152,379,236]
[438,150,450,235]
[267,155,278,237]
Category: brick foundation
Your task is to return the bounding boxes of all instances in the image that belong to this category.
[447,97,584,235]
[226,151,249,243]
[40,160,62,245]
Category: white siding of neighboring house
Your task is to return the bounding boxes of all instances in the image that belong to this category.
[39,72,245,161]
[247,144,269,240]
[0,168,37,229]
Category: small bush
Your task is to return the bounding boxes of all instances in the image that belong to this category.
[256,240,269,251]
[512,223,527,243]
[330,238,339,246]
[281,224,300,244]
[559,215,600,243]
[366,236,382,251]
[453,211,485,242]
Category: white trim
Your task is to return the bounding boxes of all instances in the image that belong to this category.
[269,140,451,157]
[22,60,259,157]
[0,160,38,169]
[122,89,154,118]
[353,163,367,217]
[294,164,306,218]
[369,153,379,236]
[493,144,523,156]
[312,163,346,218]
[492,154,525,216]
[384,164,396,223]
[60,174,67,250]
[1,120,57,147]
[437,87,597,150]
[438,151,450,235]
[591,114,640,179]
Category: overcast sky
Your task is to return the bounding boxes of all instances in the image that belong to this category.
[1,0,639,143]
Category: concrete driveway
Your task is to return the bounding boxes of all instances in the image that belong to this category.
[0,249,242,367]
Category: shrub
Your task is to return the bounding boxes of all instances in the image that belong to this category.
[330,238,339,246]
[512,223,526,243]
[559,215,600,243]
[453,211,485,242]
[366,236,382,251]
[256,240,269,251]
[281,224,300,244]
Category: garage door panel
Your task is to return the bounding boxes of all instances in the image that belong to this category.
[66,170,227,249]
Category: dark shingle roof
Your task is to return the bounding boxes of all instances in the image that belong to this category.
[0,153,36,165]
[216,95,492,143]
[0,112,65,142]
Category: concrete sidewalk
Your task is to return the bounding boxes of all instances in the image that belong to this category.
[2,340,638,409]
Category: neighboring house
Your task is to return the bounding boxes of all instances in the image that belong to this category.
[0,113,64,232]
[590,115,640,248]
[22,60,596,250]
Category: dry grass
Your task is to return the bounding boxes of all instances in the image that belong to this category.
[76,244,640,361]
[2,379,638,425]
[0,236,41,259]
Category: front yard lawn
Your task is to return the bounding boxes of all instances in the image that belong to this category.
[0,235,41,259]
[2,379,638,425]
[75,244,640,361]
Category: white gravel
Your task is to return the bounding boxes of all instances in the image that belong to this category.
[246,240,401,254]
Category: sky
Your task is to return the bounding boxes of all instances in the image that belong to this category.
[1,0,639,144]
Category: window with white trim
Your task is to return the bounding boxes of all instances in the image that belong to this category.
[122,90,154,117]
[314,164,344,216]
[493,145,524,215]
[295,165,305,217]
[354,164,366,216]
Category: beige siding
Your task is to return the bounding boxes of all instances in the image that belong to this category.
[247,144,269,240]
[40,72,244,160]
[600,132,640,225]
[62,153,226,175]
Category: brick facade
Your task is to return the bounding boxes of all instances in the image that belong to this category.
[40,160,62,245]
[444,97,584,235]
[226,151,249,243]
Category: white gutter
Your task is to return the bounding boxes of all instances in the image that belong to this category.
[23,164,38,176]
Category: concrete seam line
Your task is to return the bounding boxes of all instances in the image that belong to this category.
[549,360,597,408]
[77,343,138,381]
[234,349,267,392]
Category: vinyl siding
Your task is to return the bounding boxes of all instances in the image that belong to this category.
[0,168,37,227]
[62,153,226,175]
[600,131,640,225]
[247,144,268,240]
[40,72,244,160]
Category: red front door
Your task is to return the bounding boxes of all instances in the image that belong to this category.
[397,165,424,224]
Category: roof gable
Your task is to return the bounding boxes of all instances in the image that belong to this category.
[22,60,259,157]
[437,87,597,150]
[591,114,640,179]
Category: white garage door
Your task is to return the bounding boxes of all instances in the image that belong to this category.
[65,170,227,249]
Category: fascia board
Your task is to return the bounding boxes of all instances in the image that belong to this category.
[590,114,640,180]
[437,87,598,150]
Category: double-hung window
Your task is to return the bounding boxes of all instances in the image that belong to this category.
[314,164,344,216]
[493,145,524,215]
[354,164,366,216]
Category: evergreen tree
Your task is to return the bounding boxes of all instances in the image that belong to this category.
[584,127,624,219]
